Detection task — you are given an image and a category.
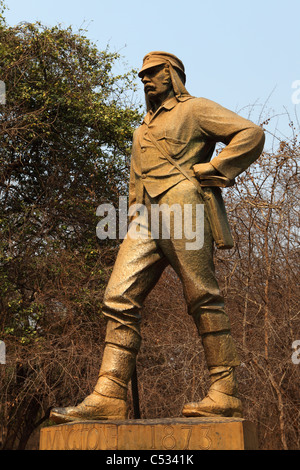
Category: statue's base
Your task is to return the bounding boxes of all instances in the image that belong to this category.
[39,417,258,450]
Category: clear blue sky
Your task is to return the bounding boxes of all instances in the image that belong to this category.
[3,0,300,149]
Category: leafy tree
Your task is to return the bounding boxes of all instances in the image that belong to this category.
[0,6,142,448]
[0,12,141,332]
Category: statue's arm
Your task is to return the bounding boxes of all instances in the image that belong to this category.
[193,98,265,183]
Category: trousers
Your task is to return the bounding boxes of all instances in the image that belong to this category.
[102,180,240,368]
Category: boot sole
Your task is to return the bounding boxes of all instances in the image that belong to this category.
[182,408,242,419]
[50,410,127,424]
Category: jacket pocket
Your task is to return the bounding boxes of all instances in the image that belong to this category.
[158,135,187,158]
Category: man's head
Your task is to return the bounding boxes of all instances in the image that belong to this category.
[138,51,190,110]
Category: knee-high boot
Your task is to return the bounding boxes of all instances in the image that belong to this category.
[182,310,243,418]
[50,320,141,424]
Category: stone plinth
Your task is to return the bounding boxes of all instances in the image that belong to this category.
[39,417,258,450]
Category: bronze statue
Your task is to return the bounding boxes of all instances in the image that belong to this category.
[50,51,265,424]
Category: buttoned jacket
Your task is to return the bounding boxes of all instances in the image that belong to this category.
[129,96,265,207]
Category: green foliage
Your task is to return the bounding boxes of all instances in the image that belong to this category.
[0,0,7,23]
[0,16,142,346]
[0,20,141,213]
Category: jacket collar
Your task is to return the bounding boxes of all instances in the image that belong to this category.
[142,96,179,125]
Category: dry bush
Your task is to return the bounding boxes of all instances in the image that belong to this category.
[1,142,299,450]
[132,266,207,420]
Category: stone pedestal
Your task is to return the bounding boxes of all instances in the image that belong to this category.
[39,417,258,450]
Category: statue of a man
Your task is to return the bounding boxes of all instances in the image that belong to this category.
[50,51,265,423]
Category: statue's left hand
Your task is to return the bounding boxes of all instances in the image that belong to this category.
[193,162,218,179]
[193,163,235,188]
